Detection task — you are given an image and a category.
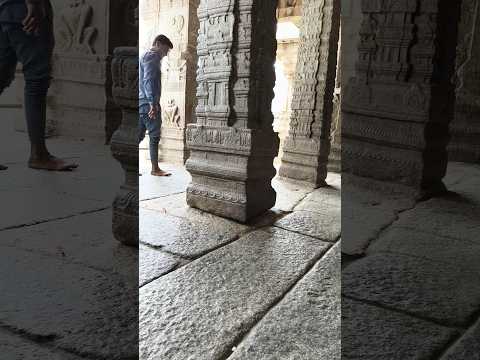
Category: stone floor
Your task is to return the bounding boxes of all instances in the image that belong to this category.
[139,157,342,359]
[342,162,480,360]
[0,117,138,359]
[2,114,478,359]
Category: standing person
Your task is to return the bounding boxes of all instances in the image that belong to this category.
[139,34,173,177]
[0,0,78,171]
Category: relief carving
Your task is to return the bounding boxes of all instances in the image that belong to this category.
[56,0,98,55]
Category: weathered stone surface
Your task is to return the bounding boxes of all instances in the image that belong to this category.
[185,0,279,222]
[342,253,480,327]
[139,162,190,201]
[271,177,313,212]
[0,189,107,231]
[229,243,340,360]
[0,210,138,283]
[0,247,137,359]
[442,318,480,360]
[392,196,480,245]
[0,329,84,360]
[342,298,459,360]
[342,0,461,194]
[275,208,340,242]
[140,208,248,258]
[279,0,341,186]
[139,227,331,360]
[140,245,181,287]
[294,187,340,213]
[368,226,480,275]
[341,180,416,255]
[140,192,187,213]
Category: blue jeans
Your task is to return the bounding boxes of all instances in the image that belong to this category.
[0,2,54,146]
[138,105,161,165]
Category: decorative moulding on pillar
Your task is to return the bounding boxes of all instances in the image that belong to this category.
[342,0,462,197]
[185,0,279,223]
[110,47,139,246]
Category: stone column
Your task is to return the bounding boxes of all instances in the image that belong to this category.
[110,47,139,246]
[328,34,342,173]
[36,0,138,143]
[153,0,199,164]
[342,0,461,197]
[279,0,341,187]
[185,0,279,223]
[448,0,480,163]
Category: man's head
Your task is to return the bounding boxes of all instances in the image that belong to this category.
[152,35,173,57]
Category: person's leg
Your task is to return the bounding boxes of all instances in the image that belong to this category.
[5,4,76,170]
[146,112,170,176]
[0,23,19,171]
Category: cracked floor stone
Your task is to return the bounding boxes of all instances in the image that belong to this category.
[139,227,331,360]
[140,207,249,258]
[342,298,459,360]
[342,162,480,358]
[228,242,340,360]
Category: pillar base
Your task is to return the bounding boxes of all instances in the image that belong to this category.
[279,138,331,188]
[186,126,279,223]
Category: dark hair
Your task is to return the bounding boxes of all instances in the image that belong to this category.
[153,35,173,49]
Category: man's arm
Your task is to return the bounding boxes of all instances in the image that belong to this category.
[142,52,161,110]
[23,0,46,34]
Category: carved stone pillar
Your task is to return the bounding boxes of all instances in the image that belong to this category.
[110,47,139,246]
[328,34,342,173]
[342,0,461,196]
[279,0,341,187]
[41,0,137,143]
[448,0,480,163]
[151,0,200,165]
[185,0,279,223]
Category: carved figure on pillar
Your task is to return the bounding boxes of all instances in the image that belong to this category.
[185,0,279,223]
[56,0,97,54]
[279,0,341,187]
[342,0,462,197]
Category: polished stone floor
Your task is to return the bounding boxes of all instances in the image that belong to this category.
[139,156,341,359]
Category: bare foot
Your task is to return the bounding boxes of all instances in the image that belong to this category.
[151,169,171,177]
[28,155,78,171]
[0,164,7,171]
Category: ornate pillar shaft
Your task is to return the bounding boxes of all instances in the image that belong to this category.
[279,0,341,187]
[185,0,279,223]
[448,0,480,163]
[110,47,139,246]
[342,0,461,195]
[328,32,342,173]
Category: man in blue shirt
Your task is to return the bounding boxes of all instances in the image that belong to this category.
[139,34,173,177]
[0,0,77,171]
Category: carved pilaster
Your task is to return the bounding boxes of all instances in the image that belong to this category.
[110,47,139,246]
[342,0,462,196]
[449,0,480,163]
[279,0,341,187]
[185,0,279,223]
